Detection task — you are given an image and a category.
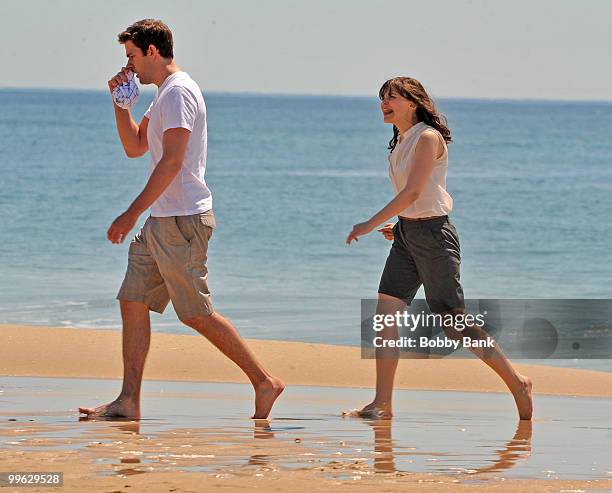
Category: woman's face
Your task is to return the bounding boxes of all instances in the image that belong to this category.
[380,90,416,125]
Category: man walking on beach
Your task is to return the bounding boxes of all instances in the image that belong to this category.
[79,19,284,419]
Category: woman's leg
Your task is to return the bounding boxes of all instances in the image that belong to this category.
[372,294,405,415]
[442,309,533,420]
[346,219,422,418]
[417,218,532,419]
[354,293,428,417]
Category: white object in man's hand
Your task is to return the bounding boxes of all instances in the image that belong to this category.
[111,69,139,109]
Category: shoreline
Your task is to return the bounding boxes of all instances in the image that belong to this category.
[2,324,611,398]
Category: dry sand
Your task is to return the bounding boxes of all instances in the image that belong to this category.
[1,324,611,396]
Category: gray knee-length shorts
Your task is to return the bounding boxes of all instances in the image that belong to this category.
[378,215,465,314]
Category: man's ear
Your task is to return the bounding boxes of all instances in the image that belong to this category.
[147,44,157,57]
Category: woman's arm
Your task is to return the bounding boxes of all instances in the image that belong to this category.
[346,131,441,244]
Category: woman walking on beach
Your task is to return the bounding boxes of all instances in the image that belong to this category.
[346,77,533,420]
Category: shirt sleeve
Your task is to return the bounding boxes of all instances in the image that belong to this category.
[144,99,154,119]
[160,86,197,132]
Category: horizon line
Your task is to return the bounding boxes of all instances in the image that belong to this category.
[1,85,612,105]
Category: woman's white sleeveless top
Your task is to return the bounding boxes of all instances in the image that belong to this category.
[388,121,453,218]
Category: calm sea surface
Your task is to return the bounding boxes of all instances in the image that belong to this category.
[1,89,611,369]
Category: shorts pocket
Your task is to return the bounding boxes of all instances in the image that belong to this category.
[198,210,216,230]
[165,217,191,246]
[392,222,399,239]
[127,233,153,261]
[420,223,444,248]
[425,221,460,253]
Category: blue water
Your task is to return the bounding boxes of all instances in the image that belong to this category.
[1,89,612,364]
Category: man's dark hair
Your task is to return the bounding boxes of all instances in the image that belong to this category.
[118,19,174,58]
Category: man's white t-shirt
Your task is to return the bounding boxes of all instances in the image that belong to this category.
[144,71,212,217]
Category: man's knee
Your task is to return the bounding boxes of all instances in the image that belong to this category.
[119,299,151,315]
[181,313,214,330]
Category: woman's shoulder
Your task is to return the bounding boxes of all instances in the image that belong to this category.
[419,124,443,138]
[416,125,447,160]
[414,126,443,147]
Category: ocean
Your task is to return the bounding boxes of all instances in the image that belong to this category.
[1,88,611,369]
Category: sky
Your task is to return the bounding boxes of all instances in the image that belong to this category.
[2,0,611,101]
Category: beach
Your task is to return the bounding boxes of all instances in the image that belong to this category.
[2,324,612,396]
[3,1,612,490]
[2,2,612,491]
[1,324,611,492]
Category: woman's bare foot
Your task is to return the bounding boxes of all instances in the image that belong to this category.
[253,376,285,419]
[512,376,533,420]
[79,397,140,420]
[343,401,393,419]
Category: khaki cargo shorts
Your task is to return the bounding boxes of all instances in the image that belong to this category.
[117,210,216,319]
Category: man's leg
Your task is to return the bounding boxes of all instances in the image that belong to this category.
[154,214,284,419]
[442,308,533,420]
[182,312,285,419]
[79,300,151,419]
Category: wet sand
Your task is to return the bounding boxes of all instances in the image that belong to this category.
[1,377,611,492]
[1,324,611,491]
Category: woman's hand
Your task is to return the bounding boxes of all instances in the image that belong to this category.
[346,221,375,245]
[377,223,396,241]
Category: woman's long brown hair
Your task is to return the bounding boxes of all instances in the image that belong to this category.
[379,77,452,152]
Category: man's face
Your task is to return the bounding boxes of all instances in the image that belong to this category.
[124,40,150,83]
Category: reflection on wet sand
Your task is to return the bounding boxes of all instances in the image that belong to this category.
[253,419,274,440]
[363,418,532,476]
[367,419,396,473]
[1,378,608,483]
[472,420,532,475]
[248,419,274,466]
[113,421,141,435]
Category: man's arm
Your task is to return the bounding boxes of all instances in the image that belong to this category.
[107,127,191,244]
[108,68,148,158]
[114,108,149,158]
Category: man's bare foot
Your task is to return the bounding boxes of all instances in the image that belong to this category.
[342,401,393,419]
[512,376,533,421]
[253,377,285,419]
[79,397,140,420]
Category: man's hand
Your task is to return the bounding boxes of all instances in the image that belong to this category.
[107,210,139,244]
[346,220,375,245]
[108,67,132,94]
